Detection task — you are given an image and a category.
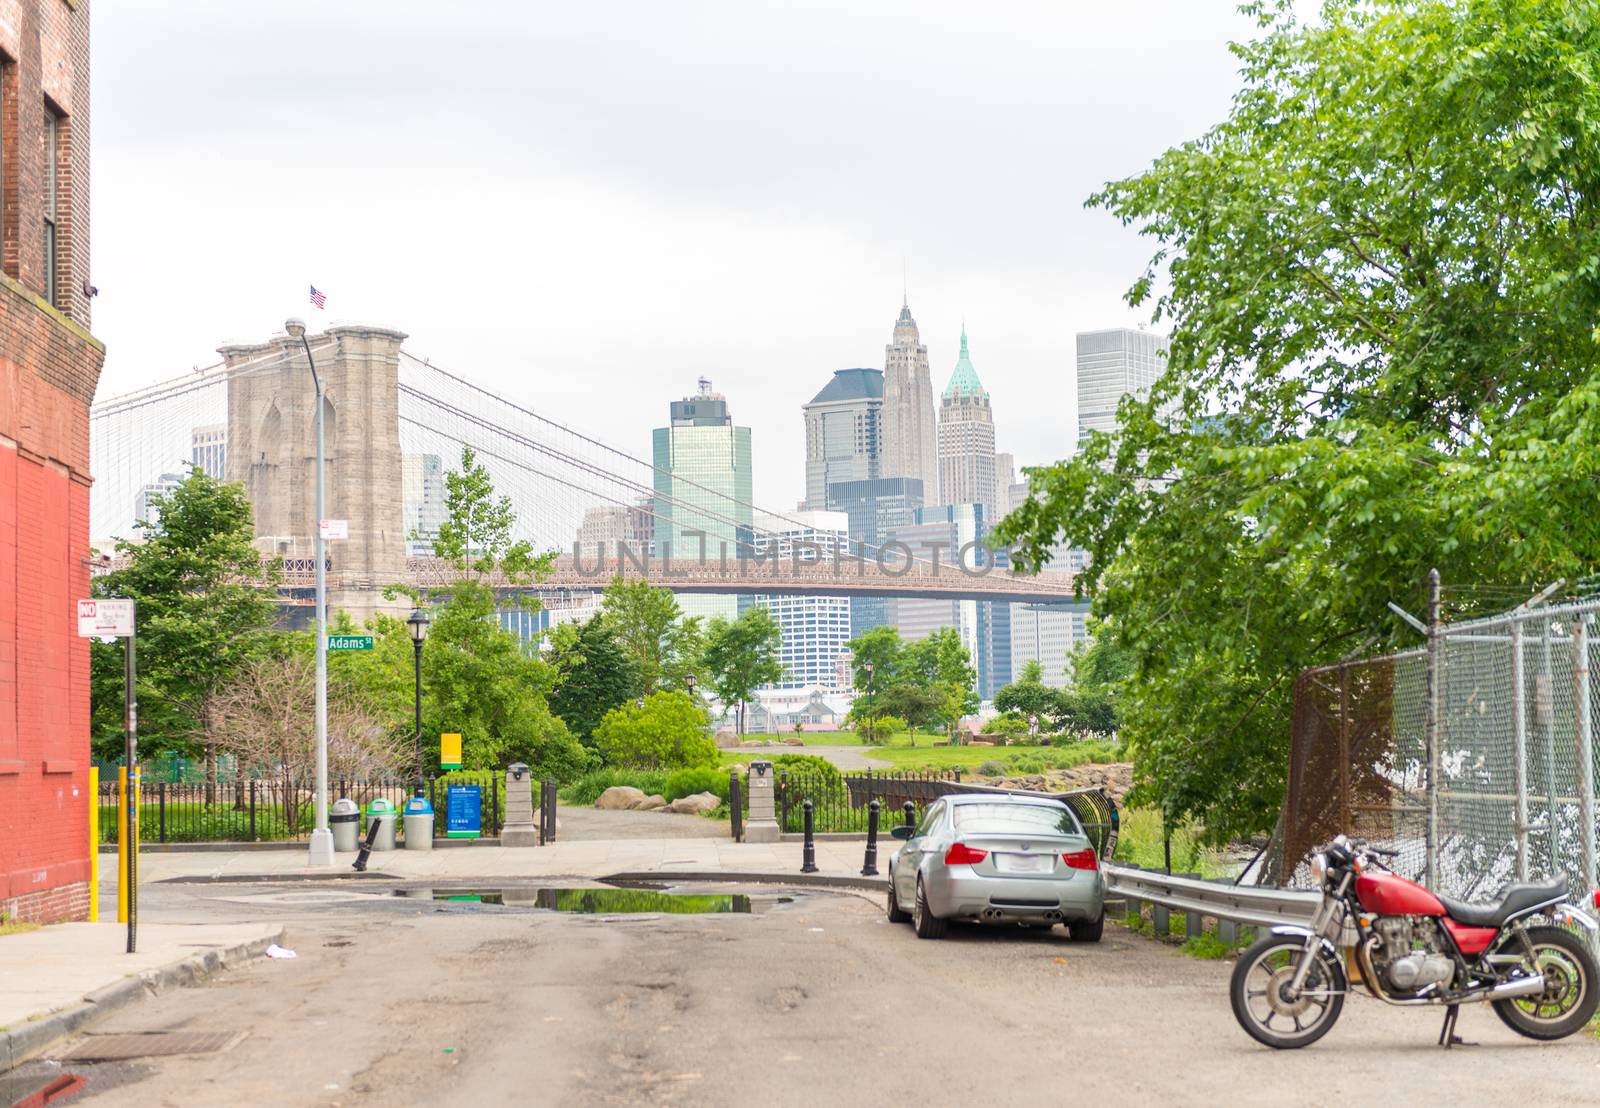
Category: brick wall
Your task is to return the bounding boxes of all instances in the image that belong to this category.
[0,1,102,926]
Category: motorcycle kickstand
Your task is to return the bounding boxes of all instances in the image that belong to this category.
[1437,1003,1471,1048]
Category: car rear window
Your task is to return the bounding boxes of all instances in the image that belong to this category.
[952,803,1082,837]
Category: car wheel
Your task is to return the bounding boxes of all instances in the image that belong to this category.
[1068,912,1104,943]
[886,867,910,923]
[913,876,947,940]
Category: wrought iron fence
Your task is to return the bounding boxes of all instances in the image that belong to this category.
[1276,596,1599,903]
[777,769,963,834]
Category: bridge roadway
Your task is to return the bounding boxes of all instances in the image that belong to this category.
[272,553,1085,605]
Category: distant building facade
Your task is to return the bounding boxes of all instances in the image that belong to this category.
[191,423,227,480]
[802,368,882,509]
[402,453,447,557]
[937,327,997,518]
[881,302,939,504]
[1076,328,1166,445]
[750,512,852,690]
[133,472,186,530]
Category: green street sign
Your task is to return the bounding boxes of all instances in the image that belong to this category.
[328,634,374,652]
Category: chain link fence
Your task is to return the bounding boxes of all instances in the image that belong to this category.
[1274,597,1598,904]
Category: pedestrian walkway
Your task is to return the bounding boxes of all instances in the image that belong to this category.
[0,921,283,1070]
[129,836,890,887]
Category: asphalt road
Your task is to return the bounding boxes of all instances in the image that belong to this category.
[31,879,1600,1107]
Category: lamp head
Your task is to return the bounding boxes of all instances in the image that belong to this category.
[407,607,431,643]
[285,318,307,339]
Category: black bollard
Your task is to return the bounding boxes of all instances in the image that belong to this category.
[729,771,743,842]
[902,800,915,832]
[351,816,381,872]
[861,798,881,876]
[801,800,818,873]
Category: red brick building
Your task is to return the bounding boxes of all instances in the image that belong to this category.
[0,0,105,923]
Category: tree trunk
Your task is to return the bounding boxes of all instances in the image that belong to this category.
[205,746,218,807]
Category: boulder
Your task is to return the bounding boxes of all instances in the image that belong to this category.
[668,791,722,815]
[634,794,669,811]
[781,737,804,746]
[596,786,647,810]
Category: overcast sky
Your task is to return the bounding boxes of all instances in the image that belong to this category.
[92,0,1263,512]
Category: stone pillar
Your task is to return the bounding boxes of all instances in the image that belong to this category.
[502,763,539,848]
[745,760,779,843]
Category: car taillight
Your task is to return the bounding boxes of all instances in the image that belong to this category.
[1062,848,1098,871]
[944,842,988,865]
[1592,889,1600,910]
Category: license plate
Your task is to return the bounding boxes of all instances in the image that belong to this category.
[995,853,1051,874]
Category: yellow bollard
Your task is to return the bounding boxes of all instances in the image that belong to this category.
[89,767,100,922]
[117,767,128,924]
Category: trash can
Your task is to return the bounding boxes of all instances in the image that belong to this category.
[367,797,398,851]
[331,797,360,852]
[403,793,435,851]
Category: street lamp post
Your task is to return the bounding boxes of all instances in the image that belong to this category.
[407,608,430,784]
[287,318,333,866]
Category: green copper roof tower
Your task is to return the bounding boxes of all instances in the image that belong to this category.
[942,326,987,399]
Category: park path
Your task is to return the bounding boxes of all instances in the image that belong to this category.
[731,743,892,770]
[556,805,729,841]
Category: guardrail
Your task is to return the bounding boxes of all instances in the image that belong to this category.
[1103,863,1319,930]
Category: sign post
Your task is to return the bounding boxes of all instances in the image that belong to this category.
[78,599,137,953]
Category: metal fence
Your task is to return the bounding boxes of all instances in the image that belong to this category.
[97,775,505,844]
[1276,596,1599,903]
[777,769,963,833]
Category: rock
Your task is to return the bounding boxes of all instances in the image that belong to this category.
[781,737,804,746]
[668,791,721,815]
[596,786,646,810]
[715,730,741,749]
[634,794,668,811]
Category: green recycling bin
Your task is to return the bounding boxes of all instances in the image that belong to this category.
[366,797,397,851]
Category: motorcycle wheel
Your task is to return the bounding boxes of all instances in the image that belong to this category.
[1490,926,1600,1040]
[1229,934,1346,1050]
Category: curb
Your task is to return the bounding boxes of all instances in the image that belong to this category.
[0,927,286,1074]
[602,870,889,892]
[101,838,503,854]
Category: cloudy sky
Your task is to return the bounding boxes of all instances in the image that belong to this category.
[92,0,1263,512]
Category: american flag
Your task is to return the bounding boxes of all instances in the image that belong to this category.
[309,285,327,309]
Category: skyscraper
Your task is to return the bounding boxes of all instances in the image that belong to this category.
[401,453,448,557]
[750,512,852,691]
[133,472,186,531]
[802,368,882,509]
[652,378,753,621]
[882,301,939,503]
[937,327,998,518]
[190,424,227,480]
[1075,328,1167,445]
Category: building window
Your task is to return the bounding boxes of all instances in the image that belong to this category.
[43,107,62,306]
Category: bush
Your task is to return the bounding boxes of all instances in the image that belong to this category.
[663,766,731,803]
[976,760,1008,777]
[560,768,670,806]
[766,753,841,785]
[594,691,718,771]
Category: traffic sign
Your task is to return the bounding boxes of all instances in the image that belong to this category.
[78,598,135,638]
[327,634,374,651]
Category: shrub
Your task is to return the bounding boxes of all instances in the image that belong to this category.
[663,766,731,803]
[594,691,718,771]
[560,768,669,806]
[766,753,841,785]
[976,760,1008,777]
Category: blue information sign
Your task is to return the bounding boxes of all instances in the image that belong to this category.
[445,785,482,838]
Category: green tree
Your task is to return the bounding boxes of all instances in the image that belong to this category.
[994,660,1061,726]
[702,606,785,733]
[873,683,944,742]
[388,447,586,779]
[547,616,639,749]
[90,468,280,792]
[995,0,1600,840]
[594,691,718,770]
[600,577,704,695]
[902,629,979,744]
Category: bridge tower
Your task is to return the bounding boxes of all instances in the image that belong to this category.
[220,325,410,624]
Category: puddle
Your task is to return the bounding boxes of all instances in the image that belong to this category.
[391,887,792,914]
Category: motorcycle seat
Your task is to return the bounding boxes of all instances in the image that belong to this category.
[1436,876,1568,929]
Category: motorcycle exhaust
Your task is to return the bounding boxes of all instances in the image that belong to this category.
[1480,976,1546,1003]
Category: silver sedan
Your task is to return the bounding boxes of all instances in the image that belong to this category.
[886,794,1105,941]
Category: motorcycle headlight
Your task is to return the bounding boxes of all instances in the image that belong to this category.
[1310,852,1328,885]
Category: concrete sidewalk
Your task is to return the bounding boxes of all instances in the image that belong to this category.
[0,921,284,1070]
[131,836,891,887]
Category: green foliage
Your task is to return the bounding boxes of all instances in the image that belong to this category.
[560,768,670,806]
[976,759,1008,777]
[766,753,842,786]
[594,691,717,771]
[702,606,785,733]
[91,467,281,761]
[600,578,704,695]
[548,616,639,748]
[1112,808,1231,879]
[902,628,980,742]
[998,0,1600,840]
[662,766,732,803]
[432,447,550,588]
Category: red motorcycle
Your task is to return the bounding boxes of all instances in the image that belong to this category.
[1229,835,1600,1048]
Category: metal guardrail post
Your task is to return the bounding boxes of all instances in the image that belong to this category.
[1182,874,1203,938]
